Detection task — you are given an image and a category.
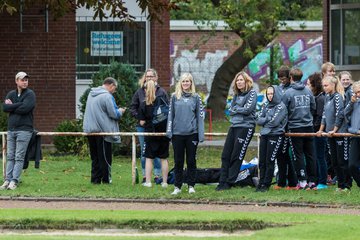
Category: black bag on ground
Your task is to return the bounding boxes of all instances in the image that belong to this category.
[183,168,221,184]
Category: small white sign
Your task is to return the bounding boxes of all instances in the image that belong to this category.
[91,31,123,56]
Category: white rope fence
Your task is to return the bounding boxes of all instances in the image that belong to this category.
[1,131,359,185]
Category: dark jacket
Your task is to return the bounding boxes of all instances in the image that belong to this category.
[23,131,42,169]
[3,88,36,131]
[313,92,325,131]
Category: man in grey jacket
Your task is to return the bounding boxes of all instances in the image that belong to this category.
[83,77,126,184]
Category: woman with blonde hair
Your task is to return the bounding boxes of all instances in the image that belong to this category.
[138,79,169,188]
[166,73,205,195]
[130,69,162,184]
[216,71,257,191]
[317,76,350,191]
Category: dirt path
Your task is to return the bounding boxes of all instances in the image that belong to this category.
[1,198,360,215]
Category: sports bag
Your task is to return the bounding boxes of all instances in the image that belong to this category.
[152,97,169,126]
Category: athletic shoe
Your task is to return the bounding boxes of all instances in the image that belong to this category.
[188,186,195,194]
[142,177,146,183]
[306,182,317,190]
[0,180,10,190]
[273,185,284,190]
[315,184,328,190]
[142,182,152,187]
[161,182,168,188]
[171,187,181,195]
[215,183,231,191]
[296,184,309,190]
[154,176,162,185]
[7,181,17,190]
[285,186,298,190]
[255,185,269,192]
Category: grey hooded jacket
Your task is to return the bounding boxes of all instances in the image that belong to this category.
[166,92,205,142]
[229,89,257,128]
[282,82,316,129]
[344,99,360,134]
[83,86,123,143]
[257,85,288,136]
[321,92,346,133]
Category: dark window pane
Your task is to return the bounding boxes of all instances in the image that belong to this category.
[330,10,341,65]
[331,0,341,4]
[343,0,360,3]
[343,9,360,64]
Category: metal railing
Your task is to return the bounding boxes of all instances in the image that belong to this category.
[1,131,359,185]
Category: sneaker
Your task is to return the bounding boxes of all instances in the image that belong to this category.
[215,183,231,191]
[306,182,317,191]
[154,176,162,185]
[315,184,328,190]
[285,186,298,190]
[142,182,152,187]
[7,181,17,190]
[161,182,168,188]
[0,180,10,190]
[188,186,195,194]
[255,185,269,192]
[142,177,146,183]
[273,185,284,190]
[171,187,181,195]
[296,184,309,190]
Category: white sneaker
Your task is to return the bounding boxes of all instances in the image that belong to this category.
[171,187,181,195]
[161,182,168,188]
[188,186,195,194]
[142,182,152,187]
[7,181,17,190]
[0,180,10,190]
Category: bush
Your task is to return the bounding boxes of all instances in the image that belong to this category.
[0,111,7,131]
[79,60,138,155]
[53,119,87,155]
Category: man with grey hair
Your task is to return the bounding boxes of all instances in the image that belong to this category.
[1,72,36,190]
[83,77,126,184]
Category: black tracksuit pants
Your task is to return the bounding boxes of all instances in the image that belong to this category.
[276,136,298,187]
[349,138,360,187]
[219,127,254,185]
[172,133,199,189]
[328,137,350,189]
[88,136,112,184]
[289,126,317,183]
[259,135,284,188]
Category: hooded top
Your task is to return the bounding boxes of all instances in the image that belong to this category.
[344,84,353,107]
[344,98,360,134]
[166,92,205,142]
[282,82,316,129]
[257,85,288,135]
[229,88,257,128]
[83,86,122,143]
[321,92,346,133]
[313,92,325,131]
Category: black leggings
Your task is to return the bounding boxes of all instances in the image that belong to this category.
[276,137,298,187]
[349,138,360,187]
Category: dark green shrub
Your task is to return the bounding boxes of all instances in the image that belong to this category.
[79,60,138,155]
[53,119,87,155]
[0,111,8,131]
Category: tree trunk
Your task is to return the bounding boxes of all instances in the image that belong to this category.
[207,43,252,119]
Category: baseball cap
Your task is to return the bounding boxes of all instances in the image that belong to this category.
[15,72,29,80]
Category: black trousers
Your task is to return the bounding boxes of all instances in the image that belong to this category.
[172,134,199,189]
[289,126,317,183]
[88,136,112,184]
[259,135,284,188]
[328,137,350,189]
[219,127,254,185]
[349,138,360,187]
[277,136,298,187]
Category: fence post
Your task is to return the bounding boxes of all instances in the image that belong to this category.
[131,134,136,186]
[2,133,6,180]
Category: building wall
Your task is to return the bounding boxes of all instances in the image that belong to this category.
[170,29,323,93]
[0,7,76,134]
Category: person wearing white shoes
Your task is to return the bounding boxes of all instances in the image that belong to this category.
[138,80,169,188]
[1,72,36,191]
[166,73,205,195]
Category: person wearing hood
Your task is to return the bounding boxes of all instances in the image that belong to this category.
[83,77,126,184]
[215,71,257,191]
[256,85,287,192]
[282,67,317,190]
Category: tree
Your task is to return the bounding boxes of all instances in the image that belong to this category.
[0,0,185,21]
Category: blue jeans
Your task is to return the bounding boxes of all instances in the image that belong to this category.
[136,126,161,177]
[6,131,33,183]
[314,137,328,185]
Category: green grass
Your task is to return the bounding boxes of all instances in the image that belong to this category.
[0,208,360,239]
[1,148,360,206]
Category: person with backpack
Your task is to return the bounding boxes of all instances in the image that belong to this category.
[216,71,257,191]
[138,80,169,188]
[166,73,205,195]
[256,85,287,192]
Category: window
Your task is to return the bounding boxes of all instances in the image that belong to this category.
[330,1,360,66]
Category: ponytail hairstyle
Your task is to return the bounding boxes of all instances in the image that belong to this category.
[323,76,344,99]
[138,68,158,88]
[232,71,253,94]
[174,73,196,99]
[145,80,156,105]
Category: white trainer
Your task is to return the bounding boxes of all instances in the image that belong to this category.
[142,182,152,187]
[0,180,10,190]
[7,181,17,190]
[188,186,195,194]
[171,187,181,195]
[161,182,168,188]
